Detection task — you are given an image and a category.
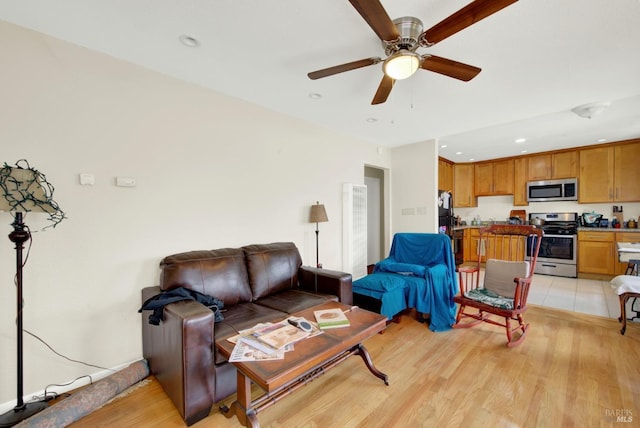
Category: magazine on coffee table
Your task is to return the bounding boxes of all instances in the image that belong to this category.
[227,318,320,360]
[229,340,285,362]
[314,308,350,329]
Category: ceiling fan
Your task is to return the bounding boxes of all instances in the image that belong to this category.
[307,0,518,105]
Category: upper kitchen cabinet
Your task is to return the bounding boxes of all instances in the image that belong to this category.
[438,157,454,191]
[513,157,529,206]
[579,141,640,203]
[474,159,514,196]
[527,151,578,181]
[527,154,552,181]
[614,142,640,201]
[579,146,614,202]
[453,163,477,207]
[553,151,579,178]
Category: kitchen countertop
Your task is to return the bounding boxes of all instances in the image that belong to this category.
[453,225,640,232]
[577,227,640,232]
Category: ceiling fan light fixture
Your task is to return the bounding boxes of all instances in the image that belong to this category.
[383,51,421,80]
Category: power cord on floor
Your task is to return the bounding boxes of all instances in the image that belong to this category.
[29,375,94,403]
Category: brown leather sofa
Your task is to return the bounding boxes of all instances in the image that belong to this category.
[141,242,352,425]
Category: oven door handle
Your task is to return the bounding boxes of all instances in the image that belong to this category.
[540,234,576,239]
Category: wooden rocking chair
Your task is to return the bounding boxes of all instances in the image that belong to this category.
[453,224,543,347]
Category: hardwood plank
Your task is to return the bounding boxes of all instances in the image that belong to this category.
[69,305,640,427]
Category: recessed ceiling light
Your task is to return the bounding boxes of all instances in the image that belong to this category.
[440,144,447,148]
[515,138,527,143]
[309,93,322,100]
[597,138,607,142]
[455,151,462,155]
[366,117,377,123]
[469,158,475,161]
[521,150,528,154]
[179,35,200,47]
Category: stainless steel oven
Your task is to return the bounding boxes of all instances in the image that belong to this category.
[527,212,578,278]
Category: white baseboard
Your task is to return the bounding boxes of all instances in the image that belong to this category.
[0,359,139,414]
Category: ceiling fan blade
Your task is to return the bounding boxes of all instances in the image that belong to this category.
[421,0,518,46]
[308,57,382,80]
[371,75,395,105]
[348,0,400,41]
[421,55,481,81]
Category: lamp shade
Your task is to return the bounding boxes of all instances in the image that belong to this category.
[309,202,328,223]
[383,50,421,80]
[0,161,64,228]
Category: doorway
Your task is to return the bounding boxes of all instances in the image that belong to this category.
[364,165,388,266]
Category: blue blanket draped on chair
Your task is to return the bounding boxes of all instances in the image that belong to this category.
[373,233,459,332]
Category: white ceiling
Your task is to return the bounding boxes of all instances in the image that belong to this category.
[1,0,640,162]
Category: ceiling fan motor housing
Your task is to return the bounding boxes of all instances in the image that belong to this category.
[383,16,424,55]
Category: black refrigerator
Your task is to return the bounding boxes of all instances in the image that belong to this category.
[438,190,463,265]
[438,190,454,234]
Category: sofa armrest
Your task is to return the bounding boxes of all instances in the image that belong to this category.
[298,266,353,305]
[141,286,216,426]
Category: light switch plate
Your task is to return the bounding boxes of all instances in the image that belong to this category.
[116,177,136,187]
[79,173,95,185]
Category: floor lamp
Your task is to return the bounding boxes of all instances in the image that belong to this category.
[309,201,328,268]
[0,161,64,427]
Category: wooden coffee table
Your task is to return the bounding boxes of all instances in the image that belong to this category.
[217,301,388,427]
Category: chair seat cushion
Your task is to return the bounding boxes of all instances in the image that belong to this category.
[353,272,409,293]
[611,275,640,295]
[464,288,514,310]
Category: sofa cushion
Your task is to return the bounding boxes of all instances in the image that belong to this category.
[159,249,253,306]
[242,242,302,300]
[255,289,335,314]
[213,302,287,364]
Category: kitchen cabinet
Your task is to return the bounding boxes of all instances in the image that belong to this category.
[579,142,640,203]
[463,229,473,262]
[453,163,476,207]
[579,146,614,203]
[614,142,640,201]
[578,231,615,275]
[463,227,524,263]
[513,157,528,206]
[464,228,482,262]
[438,158,454,191]
[474,159,514,196]
[553,151,579,179]
[527,151,578,181]
[527,154,552,181]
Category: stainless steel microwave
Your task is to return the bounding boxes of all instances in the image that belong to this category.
[527,178,578,202]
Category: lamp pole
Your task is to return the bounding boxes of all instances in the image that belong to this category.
[0,213,48,426]
[315,221,321,268]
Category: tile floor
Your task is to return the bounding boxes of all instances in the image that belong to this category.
[530,274,621,319]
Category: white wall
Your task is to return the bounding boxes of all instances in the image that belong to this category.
[390,140,439,235]
[0,21,391,408]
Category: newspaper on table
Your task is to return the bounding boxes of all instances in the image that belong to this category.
[227,317,322,362]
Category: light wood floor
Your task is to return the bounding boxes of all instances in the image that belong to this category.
[70,305,640,428]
